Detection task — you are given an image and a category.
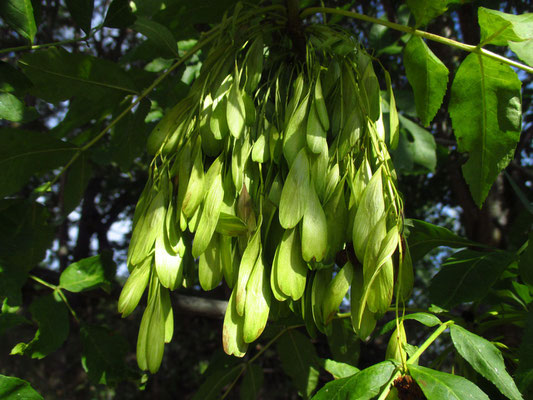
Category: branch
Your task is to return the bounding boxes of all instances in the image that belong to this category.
[300,7,533,74]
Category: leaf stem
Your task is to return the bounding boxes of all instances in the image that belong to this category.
[300,7,533,74]
[407,320,454,365]
[0,24,102,55]
[29,274,80,323]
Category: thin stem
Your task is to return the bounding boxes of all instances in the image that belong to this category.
[407,320,454,365]
[1,35,91,55]
[55,288,80,323]
[220,364,247,400]
[300,7,533,74]
[29,275,80,323]
[29,274,57,290]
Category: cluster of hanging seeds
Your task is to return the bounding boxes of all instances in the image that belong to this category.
[119,7,414,373]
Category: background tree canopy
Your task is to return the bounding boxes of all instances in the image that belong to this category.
[0,0,532,399]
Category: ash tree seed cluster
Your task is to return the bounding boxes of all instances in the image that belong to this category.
[118,6,413,373]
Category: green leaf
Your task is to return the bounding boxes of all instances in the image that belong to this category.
[406,0,451,27]
[133,16,179,59]
[80,324,129,385]
[396,114,436,172]
[240,364,263,400]
[19,47,138,103]
[0,92,38,122]
[409,364,489,400]
[65,0,93,34]
[449,53,522,207]
[110,98,151,172]
[320,359,360,380]
[0,375,43,399]
[429,250,515,309]
[0,128,78,198]
[312,361,396,400]
[277,330,320,399]
[403,36,449,127]
[450,324,523,400]
[0,0,37,43]
[406,219,478,262]
[192,364,243,400]
[380,312,441,335]
[327,318,360,366]
[60,252,116,293]
[0,61,32,95]
[478,7,533,46]
[516,309,533,397]
[0,312,30,336]
[11,293,69,359]
[519,232,533,286]
[0,201,54,306]
[104,0,135,28]
[509,39,533,67]
[62,152,93,216]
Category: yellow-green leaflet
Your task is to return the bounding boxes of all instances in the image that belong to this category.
[301,183,328,262]
[201,118,224,157]
[182,137,205,217]
[322,262,354,324]
[251,132,269,163]
[146,101,183,155]
[314,73,329,131]
[161,286,174,343]
[162,115,192,156]
[311,268,332,333]
[235,227,261,316]
[397,240,414,302]
[279,148,309,229]
[243,253,271,343]
[188,202,202,233]
[284,73,305,125]
[243,92,256,126]
[385,321,407,364]
[226,78,246,138]
[244,34,263,93]
[384,69,399,149]
[222,289,248,357]
[268,172,283,207]
[154,227,183,290]
[270,245,289,302]
[364,222,398,314]
[269,123,282,163]
[232,135,251,194]
[216,212,248,236]
[192,157,224,258]
[350,267,377,340]
[323,179,348,264]
[118,257,151,317]
[209,97,229,140]
[310,143,328,203]
[199,234,223,291]
[338,107,362,160]
[137,275,165,373]
[127,182,154,269]
[236,184,256,233]
[283,91,309,166]
[357,52,381,122]
[276,227,307,301]
[220,235,236,288]
[306,99,327,155]
[323,163,340,205]
[352,167,385,263]
[129,189,166,266]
